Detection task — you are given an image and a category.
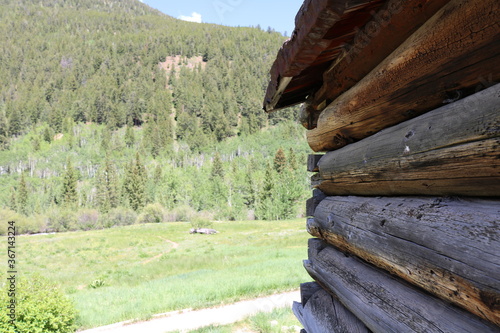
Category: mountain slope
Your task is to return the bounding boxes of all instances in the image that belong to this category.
[0,0,293,149]
[0,0,309,230]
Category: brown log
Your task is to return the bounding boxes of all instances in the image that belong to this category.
[314,84,500,196]
[307,0,500,152]
[293,283,371,333]
[304,0,452,128]
[309,196,500,325]
[305,239,500,333]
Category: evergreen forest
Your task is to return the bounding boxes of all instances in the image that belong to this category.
[0,0,310,233]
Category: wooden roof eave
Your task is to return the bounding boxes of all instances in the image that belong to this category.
[263,0,387,113]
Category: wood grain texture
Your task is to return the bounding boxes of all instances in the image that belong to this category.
[314,84,500,196]
[306,0,500,152]
[305,238,500,333]
[293,284,371,333]
[304,0,452,128]
[308,196,500,325]
[264,0,387,112]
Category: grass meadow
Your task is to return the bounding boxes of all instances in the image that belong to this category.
[7,219,310,329]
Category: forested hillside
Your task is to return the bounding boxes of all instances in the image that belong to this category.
[0,0,308,232]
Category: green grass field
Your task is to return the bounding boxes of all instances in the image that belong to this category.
[9,219,310,329]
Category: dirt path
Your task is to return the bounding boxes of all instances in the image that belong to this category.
[142,237,179,265]
[78,290,300,333]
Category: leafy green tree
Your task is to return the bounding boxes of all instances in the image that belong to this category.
[62,158,78,207]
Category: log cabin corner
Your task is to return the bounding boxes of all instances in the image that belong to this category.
[263,0,500,331]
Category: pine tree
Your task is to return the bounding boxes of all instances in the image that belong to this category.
[96,171,110,213]
[8,107,22,136]
[62,158,78,207]
[31,135,41,151]
[256,162,277,220]
[124,153,147,211]
[67,128,75,149]
[9,187,16,212]
[288,148,298,170]
[261,162,274,202]
[96,159,118,213]
[211,152,225,179]
[158,114,173,147]
[124,125,135,148]
[17,173,29,215]
[273,148,287,174]
[243,172,256,207]
[154,164,162,183]
[0,107,9,149]
[43,126,53,143]
[150,124,162,158]
[101,126,112,151]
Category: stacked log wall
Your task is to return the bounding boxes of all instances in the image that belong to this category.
[294,0,500,331]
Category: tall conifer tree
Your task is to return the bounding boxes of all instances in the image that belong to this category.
[62,158,78,207]
[124,153,146,211]
[273,148,287,174]
[17,173,29,215]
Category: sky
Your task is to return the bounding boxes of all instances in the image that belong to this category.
[141,0,305,36]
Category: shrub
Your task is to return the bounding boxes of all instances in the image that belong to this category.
[46,208,78,232]
[137,203,165,224]
[0,209,21,235]
[76,209,100,231]
[190,214,213,229]
[17,214,48,235]
[0,275,77,333]
[104,207,137,227]
[0,210,50,235]
[168,204,196,222]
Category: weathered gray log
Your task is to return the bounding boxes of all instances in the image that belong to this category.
[315,83,500,197]
[307,0,500,152]
[306,189,327,217]
[305,238,500,333]
[300,282,323,306]
[293,283,371,333]
[307,155,323,172]
[309,196,500,324]
[189,228,218,235]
